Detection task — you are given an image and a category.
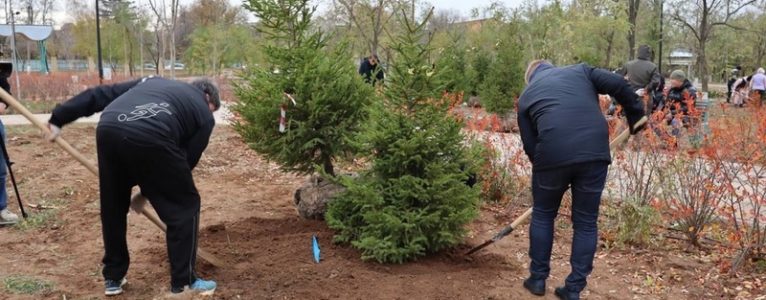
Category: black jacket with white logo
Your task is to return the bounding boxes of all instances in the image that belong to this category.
[49,77,215,169]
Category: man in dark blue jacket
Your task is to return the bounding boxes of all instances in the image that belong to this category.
[358,54,384,86]
[47,77,220,296]
[518,61,645,300]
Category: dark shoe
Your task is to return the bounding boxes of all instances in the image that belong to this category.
[523,278,546,296]
[554,286,580,300]
[104,278,127,296]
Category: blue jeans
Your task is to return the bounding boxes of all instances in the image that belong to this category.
[0,120,7,211]
[528,162,608,293]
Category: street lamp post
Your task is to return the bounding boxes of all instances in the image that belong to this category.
[96,0,104,83]
[26,5,31,71]
[9,6,20,99]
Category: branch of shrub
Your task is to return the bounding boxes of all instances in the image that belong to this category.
[556,211,730,248]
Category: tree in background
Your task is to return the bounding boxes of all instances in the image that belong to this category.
[334,0,398,56]
[478,21,525,115]
[185,24,257,75]
[326,9,480,264]
[183,0,257,74]
[466,48,491,98]
[434,31,468,98]
[234,0,374,177]
[627,0,640,60]
[102,0,141,75]
[71,15,97,59]
[517,0,567,62]
[147,0,180,77]
[670,0,756,91]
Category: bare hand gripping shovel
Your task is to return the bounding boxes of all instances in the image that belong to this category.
[0,88,227,267]
[465,116,648,255]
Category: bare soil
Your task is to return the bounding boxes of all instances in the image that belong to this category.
[0,125,762,299]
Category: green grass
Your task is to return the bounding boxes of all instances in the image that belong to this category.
[2,275,53,295]
[756,258,766,273]
[3,124,39,136]
[13,208,59,231]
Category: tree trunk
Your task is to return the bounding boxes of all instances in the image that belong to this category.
[372,0,384,55]
[159,28,166,76]
[756,35,766,68]
[170,30,176,78]
[627,0,639,60]
[127,28,134,76]
[698,44,709,92]
[605,30,615,68]
[698,7,709,93]
[123,35,129,76]
[170,0,178,79]
[323,155,335,177]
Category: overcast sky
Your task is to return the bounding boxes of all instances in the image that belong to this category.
[47,0,529,27]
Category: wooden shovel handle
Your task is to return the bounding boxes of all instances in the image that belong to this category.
[0,89,99,175]
[608,116,648,150]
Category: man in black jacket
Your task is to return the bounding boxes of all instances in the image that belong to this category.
[518,61,645,300]
[358,53,384,86]
[47,77,220,296]
[619,45,662,112]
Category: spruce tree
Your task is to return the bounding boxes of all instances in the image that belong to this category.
[326,10,480,264]
[479,24,525,115]
[436,32,469,97]
[466,48,492,98]
[234,0,374,177]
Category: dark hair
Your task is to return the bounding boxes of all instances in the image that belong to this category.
[191,78,220,111]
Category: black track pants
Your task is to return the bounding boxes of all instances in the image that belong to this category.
[97,125,201,289]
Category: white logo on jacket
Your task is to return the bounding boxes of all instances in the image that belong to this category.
[118,102,172,122]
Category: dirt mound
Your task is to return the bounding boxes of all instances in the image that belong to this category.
[175,216,520,299]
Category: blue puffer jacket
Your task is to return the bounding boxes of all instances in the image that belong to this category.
[518,63,645,171]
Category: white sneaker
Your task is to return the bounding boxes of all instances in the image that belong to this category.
[0,209,19,223]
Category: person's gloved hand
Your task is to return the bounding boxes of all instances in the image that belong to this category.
[627,114,647,135]
[47,123,61,142]
[635,88,645,97]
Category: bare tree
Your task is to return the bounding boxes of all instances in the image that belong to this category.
[147,0,165,75]
[37,0,53,23]
[147,0,179,77]
[747,3,766,67]
[670,0,756,92]
[335,0,397,55]
[428,8,463,32]
[168,0,178,78]
[17,0,54,24]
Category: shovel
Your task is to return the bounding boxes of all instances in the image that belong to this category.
[465,116,648,255]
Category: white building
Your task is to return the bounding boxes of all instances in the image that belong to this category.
[668,49,695,79]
